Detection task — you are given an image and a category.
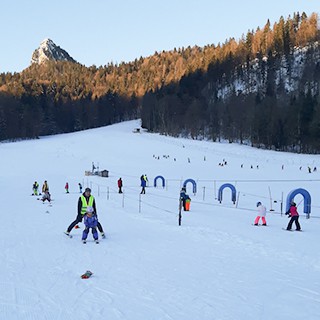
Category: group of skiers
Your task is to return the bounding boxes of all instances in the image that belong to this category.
[34,175,302,244]
[32,180,49,196]
[33,181,83,196]
[117,175,148,194]
[254,201,301,231]
[32,180,51,203]
[64,182,83,193]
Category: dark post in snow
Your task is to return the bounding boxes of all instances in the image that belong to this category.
[179,199,182,226]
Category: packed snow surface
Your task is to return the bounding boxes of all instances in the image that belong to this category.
[1,120,320,319]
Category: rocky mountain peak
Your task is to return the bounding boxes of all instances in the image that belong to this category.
[31,38,76,65]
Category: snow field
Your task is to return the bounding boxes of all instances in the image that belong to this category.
[1,120,320,319]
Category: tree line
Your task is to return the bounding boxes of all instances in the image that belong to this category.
[0,12,319,151]
[141,12,320,153]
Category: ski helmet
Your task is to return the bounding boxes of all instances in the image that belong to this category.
[86,206,94,213]
[256,201,262,207]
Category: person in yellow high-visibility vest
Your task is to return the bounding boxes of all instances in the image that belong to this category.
[65,187,105,238]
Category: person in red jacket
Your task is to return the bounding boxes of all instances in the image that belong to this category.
[65,182,69,193]
[285,201,301,231]
[118,178,123,194]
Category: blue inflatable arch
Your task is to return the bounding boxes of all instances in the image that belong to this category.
[286,188,311,215]
[183,179,197,194]
[218,183,237,204]
[154,175,165,188]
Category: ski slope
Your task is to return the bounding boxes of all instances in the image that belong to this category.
[1,119,320,320]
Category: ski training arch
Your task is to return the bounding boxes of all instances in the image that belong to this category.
[183,179,197,194]
[154,175,165,188]
[286,188,311,215]
[218,183,237,204]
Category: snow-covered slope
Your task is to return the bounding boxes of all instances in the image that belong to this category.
[1,120,320,319]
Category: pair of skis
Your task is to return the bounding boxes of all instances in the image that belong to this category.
[282,228,303,232]
[64,232,103,242]
[83,239,99,244]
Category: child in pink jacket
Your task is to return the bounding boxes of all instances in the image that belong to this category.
[285,201,301,231]
[254,202,267,226]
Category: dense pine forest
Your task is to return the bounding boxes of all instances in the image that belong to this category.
[0,12,319,152]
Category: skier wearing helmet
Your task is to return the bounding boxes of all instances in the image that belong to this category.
[285,201,301,231]
[253,201,267,226]
[82,206,99,244]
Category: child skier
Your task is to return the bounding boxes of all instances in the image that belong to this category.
[82,206,99,244]
[42,190,51,203]
[285,201,301,231]
[254,201,267,226]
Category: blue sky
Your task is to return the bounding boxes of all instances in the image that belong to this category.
[0,0,319,73]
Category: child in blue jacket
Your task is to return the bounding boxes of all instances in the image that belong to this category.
[82,206,99,244]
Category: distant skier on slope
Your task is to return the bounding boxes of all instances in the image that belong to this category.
[42,180,49,193]
[253,202,267,226]
[180,187,191,211]
[140,175,146,194]
[42,190,51,203]
[65,182,69,194]
[118,177,123,194]
[32,181,39,196]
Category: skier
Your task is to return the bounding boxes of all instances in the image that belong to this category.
[254,202,267,226]
[118,178,123,194]
[42,190,51,203]
[82,206,99,244]
[140,175,146,194]
[32,181,39,196]
[65,187,105,238]
[65,182,69,194]
[285,201,301,231]
[180,187,191,211]
[42,180,49,193]
[78,183,82,193]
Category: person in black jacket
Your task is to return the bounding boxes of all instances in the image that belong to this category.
[65,188,105,238]
[180,187,190,211]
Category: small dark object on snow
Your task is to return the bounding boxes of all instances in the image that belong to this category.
[81,270,93,279]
